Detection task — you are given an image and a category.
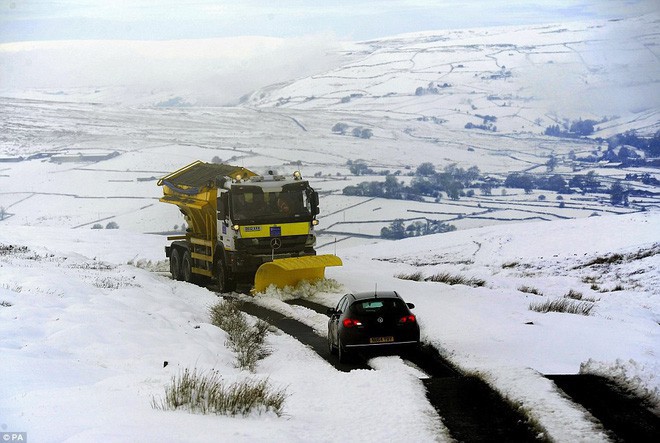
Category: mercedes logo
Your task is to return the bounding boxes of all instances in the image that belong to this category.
[377,317,384,323]
[270,238,282,249]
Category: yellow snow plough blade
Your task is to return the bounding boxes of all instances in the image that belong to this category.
[253,254,343,293]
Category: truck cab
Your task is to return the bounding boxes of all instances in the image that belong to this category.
[216,172,320,283]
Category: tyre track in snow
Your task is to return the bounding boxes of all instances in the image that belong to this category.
[547,374,660,442]
[227,295,545,442]
[290,298,660,442]
[223,294,369,372]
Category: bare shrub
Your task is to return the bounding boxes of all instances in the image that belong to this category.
[501,261,519,269]
[518,285,543,296]
[395,271,425,281]
[529,298,594,316]
[425,272,461,284]
[152,368,287,416]
[564,289,583,300]
[600,284,625,293]
[575,244,660,269]
[0,244,29,256]
[426,272,486,287]
[210,300,270,372]
[210,300,245,334]
[586,253,624,266]
[233,321,270,371]
[92,275,140,289]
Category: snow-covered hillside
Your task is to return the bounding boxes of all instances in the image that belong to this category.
[1,13,658,137]
[1,211,658,441]
[0,95,654,247]
[1,13,658,244]
[245,14,660,137]
[0,36,344,107]
[1,7,659,442]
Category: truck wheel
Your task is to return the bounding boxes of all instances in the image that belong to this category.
[181,250,193,283]
[170,248,182,281]
[215,257,236,293]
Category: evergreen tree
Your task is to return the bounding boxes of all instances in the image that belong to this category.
[381,219,406,239]
[609,181,628,206]
[416,162,436,176]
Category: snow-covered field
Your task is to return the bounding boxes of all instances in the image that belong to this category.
[1,13,659,243]
[245,14,660,137]
[1,10,659,442]
[0,96,653,246]
[1,210,658,441]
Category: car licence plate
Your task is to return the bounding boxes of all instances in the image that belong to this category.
[369,336,394,344]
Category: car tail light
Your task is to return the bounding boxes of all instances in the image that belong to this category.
[399,314,416,323]
[342,318,362,328]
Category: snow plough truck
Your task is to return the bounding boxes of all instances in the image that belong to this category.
[158,161,342,292]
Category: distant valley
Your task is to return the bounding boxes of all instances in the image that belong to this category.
[0,13,658,250]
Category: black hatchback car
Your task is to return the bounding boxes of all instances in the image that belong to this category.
[327,291,420,362]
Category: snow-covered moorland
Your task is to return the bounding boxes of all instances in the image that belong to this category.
[1,210,658,441]
[1,9,659,441]
[1,12,658,240]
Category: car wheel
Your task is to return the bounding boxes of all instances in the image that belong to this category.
[170,248,182,281]
[328,330,337,355]
[338,337,349,363]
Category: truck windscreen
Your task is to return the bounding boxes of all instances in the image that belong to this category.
[230,183,312,224]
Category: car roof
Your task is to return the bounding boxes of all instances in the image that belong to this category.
[348,291,402,302]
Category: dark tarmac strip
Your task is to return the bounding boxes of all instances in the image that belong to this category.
[287,298,545,441]
[228,296,369,372]
[548,374,660,442]
[289,297,660,442]
[233,296,545,441]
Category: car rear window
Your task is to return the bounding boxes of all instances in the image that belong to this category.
[352,299,406,315]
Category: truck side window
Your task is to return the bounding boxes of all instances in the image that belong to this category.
[217,193,228,219]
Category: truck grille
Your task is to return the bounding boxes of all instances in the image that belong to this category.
[236,235,310,255]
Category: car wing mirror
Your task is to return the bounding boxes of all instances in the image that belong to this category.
[406,303,415,309]
[326,307,337,316]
